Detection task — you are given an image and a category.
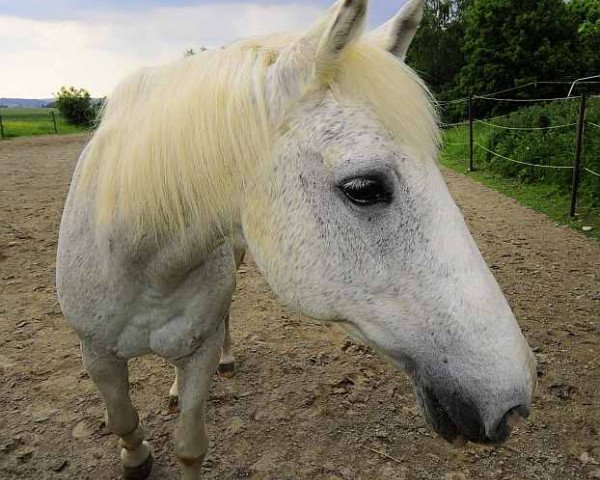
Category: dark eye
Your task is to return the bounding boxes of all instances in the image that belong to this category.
[339,178,392,206]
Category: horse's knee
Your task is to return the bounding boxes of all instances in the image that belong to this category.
[174,429,208,479]
[174,407,209,464]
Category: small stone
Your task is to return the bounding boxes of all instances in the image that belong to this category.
[226,417,245,435]
[71,420,92,439]
[32,408,57,423]
[339,467,356,480]
[589,469,600,479]
[581,452,600,465]
[16,448,34,462]
[51,459,68,472]
[581,452,592,464]
[582,226,593,232]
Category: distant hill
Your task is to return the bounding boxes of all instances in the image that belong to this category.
[0,98,55,108]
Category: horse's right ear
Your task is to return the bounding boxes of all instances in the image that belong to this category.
[267,0,367,119]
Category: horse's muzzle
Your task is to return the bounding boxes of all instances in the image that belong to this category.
[414,382,530,446]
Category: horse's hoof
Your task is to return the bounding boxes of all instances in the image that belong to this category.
[218,362,236,378]
[168,395,179,414]
[123,451,153,480]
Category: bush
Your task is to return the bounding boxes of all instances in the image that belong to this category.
[54,86,97,127]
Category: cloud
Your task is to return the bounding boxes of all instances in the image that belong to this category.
[0,2,323,98]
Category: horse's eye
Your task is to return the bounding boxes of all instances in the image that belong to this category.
[339,178,392,206]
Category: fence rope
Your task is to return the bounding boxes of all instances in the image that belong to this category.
[584,167,600,178]
[440,121,469,127]
[443,141,470,146]
[475,119,578,131]
[474,142,574,169]
[474,95,580,103]
[437,98,469,105]
[436,81,600,105]
[588,121,600,129]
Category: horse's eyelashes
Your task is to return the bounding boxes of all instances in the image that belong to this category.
[339,177,392,206]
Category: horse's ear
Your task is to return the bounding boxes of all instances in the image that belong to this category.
[267,0,367,120]
[314,0,367,76]
[271,0,367,83]
[367,0,424,60]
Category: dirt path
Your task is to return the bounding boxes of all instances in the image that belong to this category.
[1,134,599,480]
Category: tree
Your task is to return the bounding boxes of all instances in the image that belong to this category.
[456,0,577,99]
[183,46,208,57]
[568,0,600,80]
[407,0,469,98]
[54,86,97,126]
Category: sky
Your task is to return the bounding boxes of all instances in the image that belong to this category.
[0,0,405,98]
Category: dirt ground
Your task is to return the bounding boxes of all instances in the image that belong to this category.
[1,134,599,480]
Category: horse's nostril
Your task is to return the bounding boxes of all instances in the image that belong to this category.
[491,405,529,443]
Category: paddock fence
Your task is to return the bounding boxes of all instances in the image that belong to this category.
[438,82,600,219]
[0,108,62,139]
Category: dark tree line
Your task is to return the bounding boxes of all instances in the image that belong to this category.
[407,0,600,112]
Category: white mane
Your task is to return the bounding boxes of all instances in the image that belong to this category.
[80,34,438,240]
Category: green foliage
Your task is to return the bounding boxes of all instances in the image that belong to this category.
[568,0,600,77]
[409,0,600,121]
[183,46,207,57]
[54,86,97,126]
[441,97,600,211]
[407,0,468,96]
[456,0,577,116]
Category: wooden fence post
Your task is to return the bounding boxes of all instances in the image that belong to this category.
[570,94,587,218]
[51,110,58,134]
[0,114,4,139]
[468,96,475,172]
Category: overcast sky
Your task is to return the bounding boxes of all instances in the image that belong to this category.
[0,0,405,98]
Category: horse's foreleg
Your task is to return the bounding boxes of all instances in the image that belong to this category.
[82,343,153,480]
[169,307,234,412]
[173,330,222,480]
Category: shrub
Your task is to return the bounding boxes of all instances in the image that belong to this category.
[54,86,97,127]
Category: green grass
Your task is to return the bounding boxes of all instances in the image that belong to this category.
[441,127,600,242]
[0,108,88,138]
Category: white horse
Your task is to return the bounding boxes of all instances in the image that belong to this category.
[56,1,536,479]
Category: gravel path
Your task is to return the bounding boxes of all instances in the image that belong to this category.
[1,134,599,480]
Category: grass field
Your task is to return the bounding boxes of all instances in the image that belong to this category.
[441,126,600,241]
[0,108,88,138]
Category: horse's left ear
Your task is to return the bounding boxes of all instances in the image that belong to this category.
[367,0,424,60]
[266,0,367,121]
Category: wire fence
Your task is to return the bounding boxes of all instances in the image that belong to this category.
[474,119,578,131]
[0,108,65,139]
[436,80,600,106]
[473,142,574,169]
[440,90,600,218]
